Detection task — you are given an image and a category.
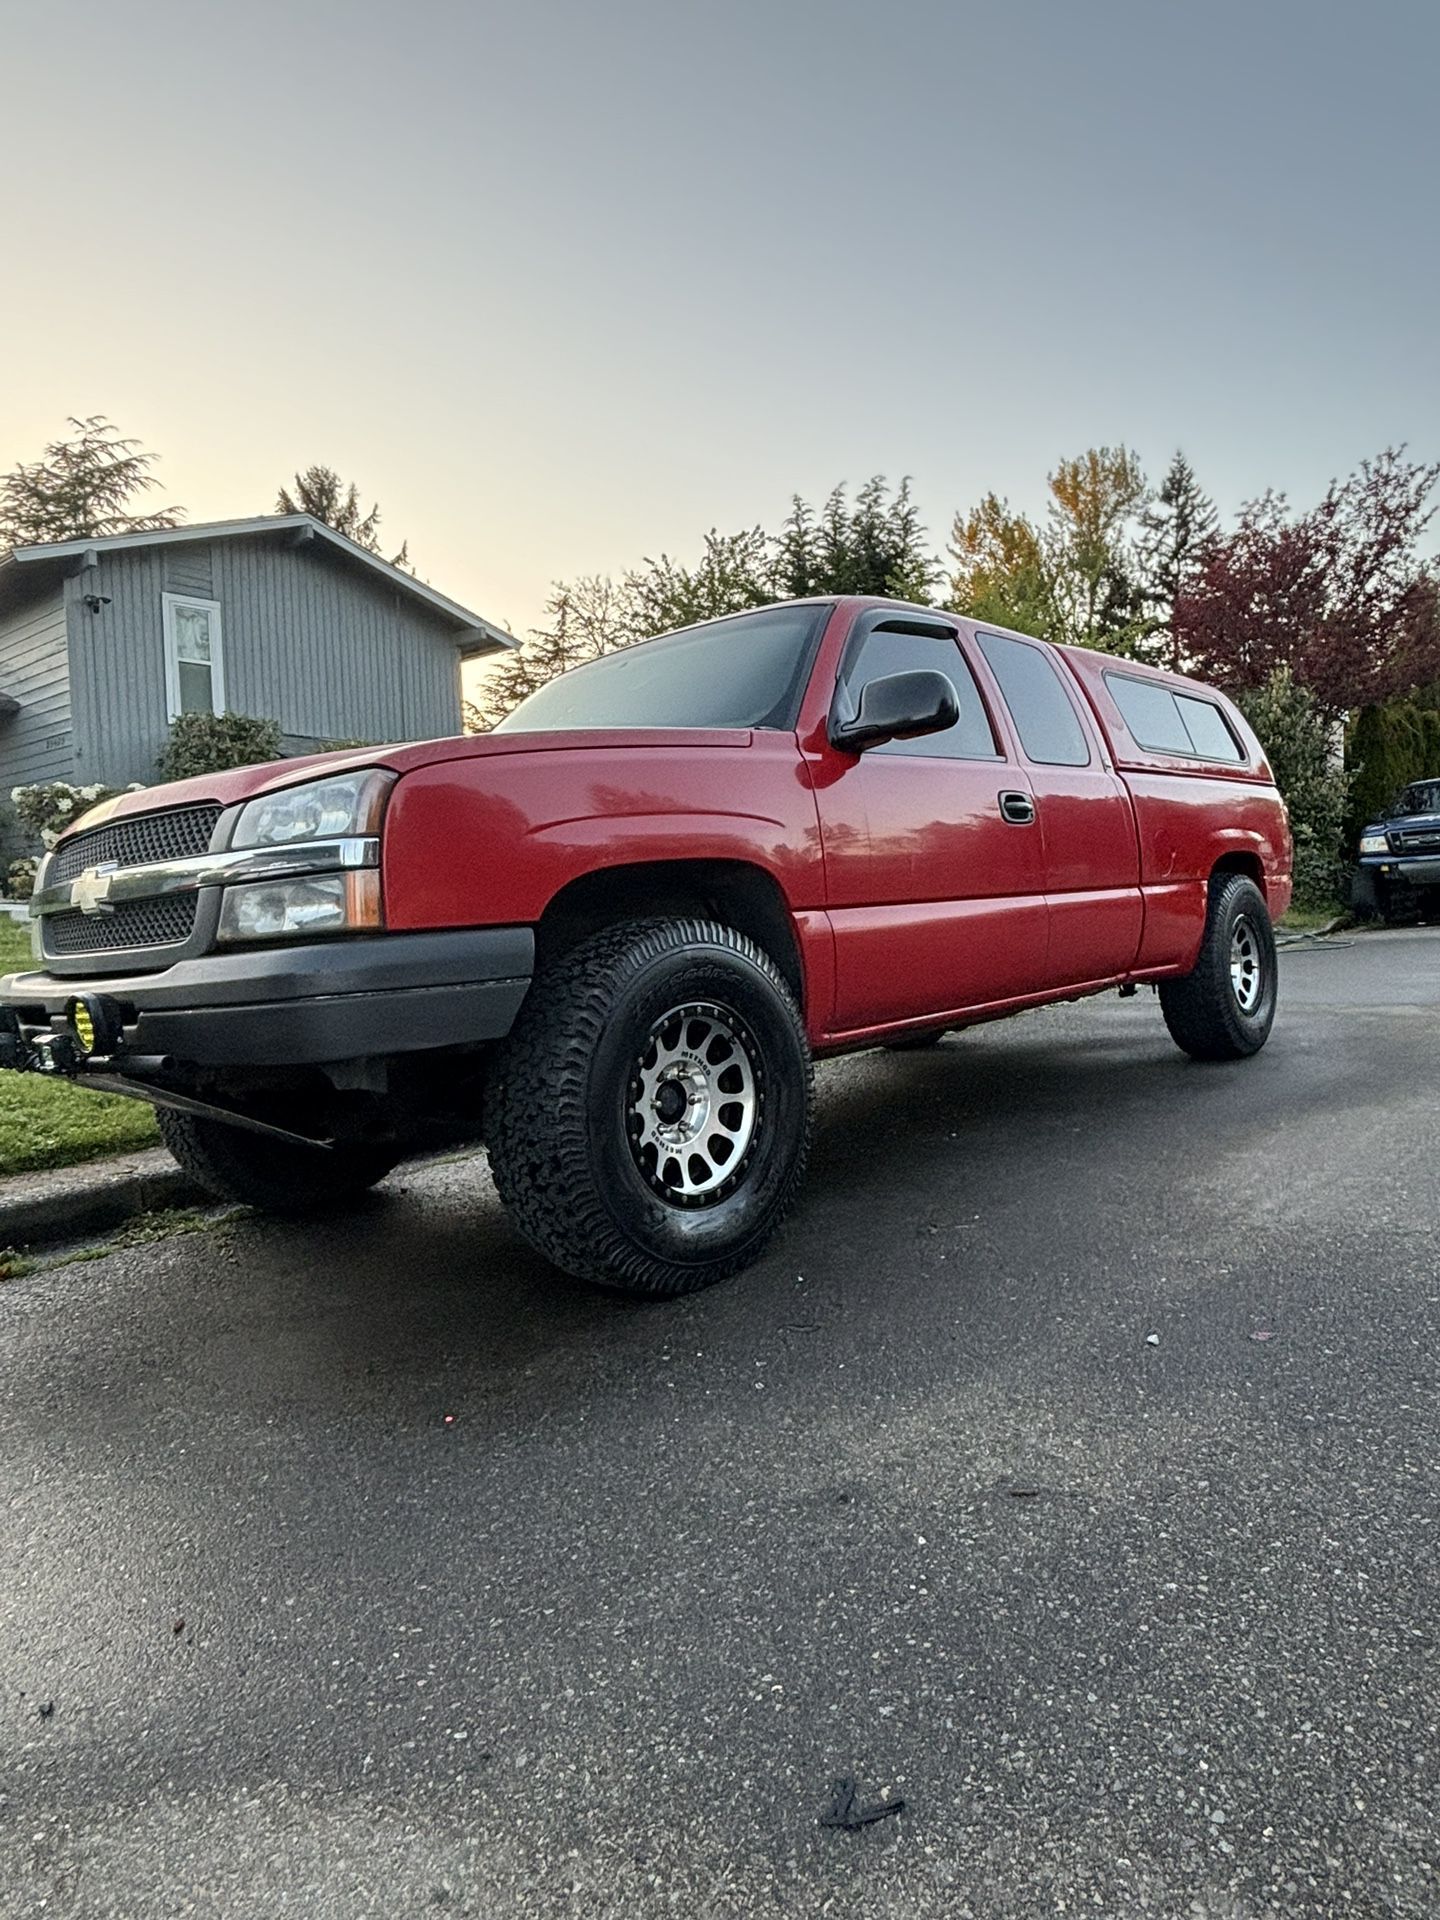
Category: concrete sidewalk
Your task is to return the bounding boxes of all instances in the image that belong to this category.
[0,1145,199,1248]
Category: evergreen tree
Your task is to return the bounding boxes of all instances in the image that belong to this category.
[0,416,183,550]
[811,477,937,601]
[1234,667,1351,907]
[772,493,823,599]
[276,464,411,570]
[1136,450,1218,669]
[623,528,773,635]
[475,476,942,728]
[467,578,630,731]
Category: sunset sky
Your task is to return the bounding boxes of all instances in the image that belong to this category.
[4,0,1437,658]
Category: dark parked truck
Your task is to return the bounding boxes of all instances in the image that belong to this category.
[1,599,1291,1296]
[1352,778,1440,923]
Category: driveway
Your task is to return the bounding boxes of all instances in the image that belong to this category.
[3,930,1437,1918]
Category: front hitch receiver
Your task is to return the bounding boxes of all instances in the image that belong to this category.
[0,1000,335,1153]
[0,1008,35,1074]
[0,993,127,1079]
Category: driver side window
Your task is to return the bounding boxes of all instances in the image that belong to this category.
[841,626,1001,760]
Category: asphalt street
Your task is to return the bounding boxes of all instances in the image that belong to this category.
[2,930,1437,1918]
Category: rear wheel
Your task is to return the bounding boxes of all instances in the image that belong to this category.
[484,918,812,1297]
[1159,873,1277,1061]
[157,1109,400,1214]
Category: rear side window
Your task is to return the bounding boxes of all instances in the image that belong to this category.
[976,632,1090,766]
[1175,694,1245,762]
[1105,672,1245,764]
[841,623,1000,760]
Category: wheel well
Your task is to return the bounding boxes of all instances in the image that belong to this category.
[1211,852,1265,892]
[534,861,806,1009]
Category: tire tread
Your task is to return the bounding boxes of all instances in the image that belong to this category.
[1158,873,1276,1061]
[485,917,812,1297]
[157,1109,397,1214]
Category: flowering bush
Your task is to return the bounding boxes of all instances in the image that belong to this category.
[6,858,37,900]
[10,780,145,851]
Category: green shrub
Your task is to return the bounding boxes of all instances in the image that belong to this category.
[6,858,37,900]
[1235,668,1352,909]
[159,712,282,781]
[1345,699,1440,843]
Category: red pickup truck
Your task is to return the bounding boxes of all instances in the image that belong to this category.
[1,598,1289,1296]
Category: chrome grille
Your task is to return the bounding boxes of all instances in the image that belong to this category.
[45,896,197,955]
[51,804,221,884]
[1395,828,1440,853]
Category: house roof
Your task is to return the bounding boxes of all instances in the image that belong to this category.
[0,514,514,657]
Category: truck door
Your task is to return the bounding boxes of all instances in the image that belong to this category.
[972,629,1143,987]
[808,611,1049,1036]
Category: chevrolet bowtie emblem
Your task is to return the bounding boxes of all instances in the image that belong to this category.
[70,863,119,915]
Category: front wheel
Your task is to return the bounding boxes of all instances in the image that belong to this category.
[157,1108,400,1214]
[1159,874,1278,1061]
[484,918,813,1297]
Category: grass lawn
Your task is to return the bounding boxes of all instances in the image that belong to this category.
[1277,901,1347,933]
[0,915,160,1176]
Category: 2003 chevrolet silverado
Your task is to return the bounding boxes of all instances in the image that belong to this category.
[1,599,1291,1296]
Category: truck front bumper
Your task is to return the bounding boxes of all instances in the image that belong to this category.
[0,927,534,1069]
[1356,855,1440,889]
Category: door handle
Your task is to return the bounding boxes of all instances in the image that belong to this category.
[999,791,1036,825]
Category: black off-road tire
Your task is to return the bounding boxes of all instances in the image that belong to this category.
[1349,866,1382,924]
[157,1109,399,1215]
[484,918,813,1298]
[1159,873,1277,1062]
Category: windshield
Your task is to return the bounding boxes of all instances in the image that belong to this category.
[1394,780,1440,816]
[495,603,830,733]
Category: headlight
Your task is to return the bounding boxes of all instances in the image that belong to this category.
[217,872,382,944]
[1358,832,1389,855]
[232,770,394,850]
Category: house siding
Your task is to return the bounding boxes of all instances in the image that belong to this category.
[65,535,465,786]
[66,548,171,786]
[0,585,76,789]
[163,542,215,596]
[212,536,463,755]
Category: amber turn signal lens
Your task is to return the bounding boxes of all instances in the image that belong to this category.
[344,869,383,929]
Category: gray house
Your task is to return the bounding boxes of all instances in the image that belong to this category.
[0,514,511,793]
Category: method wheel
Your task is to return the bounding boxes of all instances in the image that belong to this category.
[484,918,813,1297]
[1159,873,1277,1061]
[157,1109,399,1215]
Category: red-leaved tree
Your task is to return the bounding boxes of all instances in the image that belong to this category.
[1174,448,1440,716]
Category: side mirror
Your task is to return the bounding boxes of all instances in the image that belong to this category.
[829,669,960,753]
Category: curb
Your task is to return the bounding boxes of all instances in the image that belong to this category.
[1275,914,1352,948]
[0,1148,203,1251]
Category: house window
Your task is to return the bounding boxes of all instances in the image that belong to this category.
[162,594,225,720]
